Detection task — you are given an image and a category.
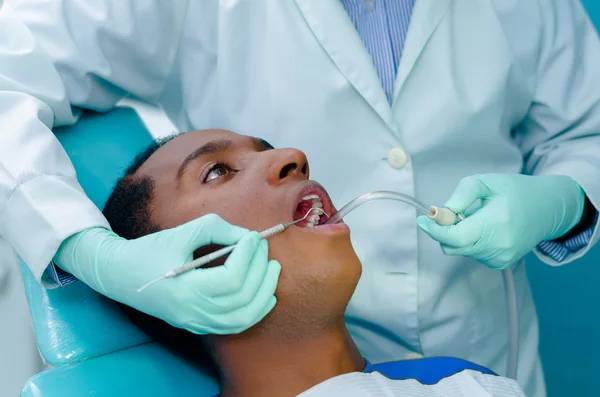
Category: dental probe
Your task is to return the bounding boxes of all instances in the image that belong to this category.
[136,207,328,293]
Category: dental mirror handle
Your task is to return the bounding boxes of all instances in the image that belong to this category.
[135,224,287,293]
[166,223,286,278]
[171,208,327,278]
[136,208,326,293]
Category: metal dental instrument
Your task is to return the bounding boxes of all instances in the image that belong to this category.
[136,207,328,293]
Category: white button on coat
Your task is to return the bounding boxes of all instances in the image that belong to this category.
[387,147,407,169]
[365,0,376,13]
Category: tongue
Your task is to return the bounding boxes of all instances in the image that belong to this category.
[294,200,313,221]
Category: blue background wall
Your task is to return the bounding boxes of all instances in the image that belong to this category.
[526,4,600,396]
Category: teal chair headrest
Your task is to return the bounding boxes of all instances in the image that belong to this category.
[20,107,220,396]
[21,108,155,366]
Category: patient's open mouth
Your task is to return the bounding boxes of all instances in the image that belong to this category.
[294,195,328,227]
[292,183,336,228]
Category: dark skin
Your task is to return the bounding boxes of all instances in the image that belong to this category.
[135,129,365,397]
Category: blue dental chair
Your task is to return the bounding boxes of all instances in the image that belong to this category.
[19,107,220,397]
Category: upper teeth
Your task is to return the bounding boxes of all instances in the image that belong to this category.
[301,195,323,228]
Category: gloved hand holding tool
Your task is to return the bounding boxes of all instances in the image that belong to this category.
[54,214,281,334]
[417,174,586,269]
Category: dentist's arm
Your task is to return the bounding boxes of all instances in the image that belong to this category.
[0,0,280,334]
[417,0,600,269]
[0,0,187,283]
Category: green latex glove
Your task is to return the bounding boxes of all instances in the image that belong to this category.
[55,214,281,334]
[417,174,585,269]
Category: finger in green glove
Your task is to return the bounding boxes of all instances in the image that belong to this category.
[55,213,281,334]
[417,174,585,269]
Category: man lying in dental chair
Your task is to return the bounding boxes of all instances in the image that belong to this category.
[101,129,525,397]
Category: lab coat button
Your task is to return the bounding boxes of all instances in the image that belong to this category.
[366,0,376,12]
[387,148,407,169]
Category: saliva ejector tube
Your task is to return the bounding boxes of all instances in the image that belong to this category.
[325,191,465,226]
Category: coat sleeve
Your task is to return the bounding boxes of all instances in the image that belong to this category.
[0,0,189,283]
[512,0,600,265]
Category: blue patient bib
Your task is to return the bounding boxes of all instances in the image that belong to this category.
[366,356,496,384]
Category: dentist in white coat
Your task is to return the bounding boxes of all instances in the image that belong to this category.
[1,1,600,396]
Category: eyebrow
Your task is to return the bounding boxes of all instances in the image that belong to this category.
[176,139,233,179]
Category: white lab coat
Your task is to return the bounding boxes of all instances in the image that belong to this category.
[1,1,600,396]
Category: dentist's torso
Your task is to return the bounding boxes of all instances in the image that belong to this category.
[161,1,544,396]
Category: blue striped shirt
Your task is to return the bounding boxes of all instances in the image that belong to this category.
[45,0,595,286]
[341,0,414,103]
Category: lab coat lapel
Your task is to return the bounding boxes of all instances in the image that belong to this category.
[294,0,394,128]
[392,0,452,106]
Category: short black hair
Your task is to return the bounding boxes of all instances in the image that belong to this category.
[102,134,181,239]
[102,133,217,375]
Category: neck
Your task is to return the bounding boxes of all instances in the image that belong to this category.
[212,322,364,397]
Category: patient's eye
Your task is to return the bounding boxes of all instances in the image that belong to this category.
[204,163,231,182]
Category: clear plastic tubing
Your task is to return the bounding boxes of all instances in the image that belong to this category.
[325,190,519,380]
[326,191,433,225]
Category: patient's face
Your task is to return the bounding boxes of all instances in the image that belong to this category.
[135,129,362,330]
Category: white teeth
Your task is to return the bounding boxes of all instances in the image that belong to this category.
[302,194,320,200]
[308,214,320,223]
[298,194,325,228]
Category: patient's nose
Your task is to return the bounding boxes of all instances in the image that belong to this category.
[266,148,309,185]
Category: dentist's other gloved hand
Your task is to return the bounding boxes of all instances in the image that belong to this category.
[417,174,585,269]
[54,214,281,334]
